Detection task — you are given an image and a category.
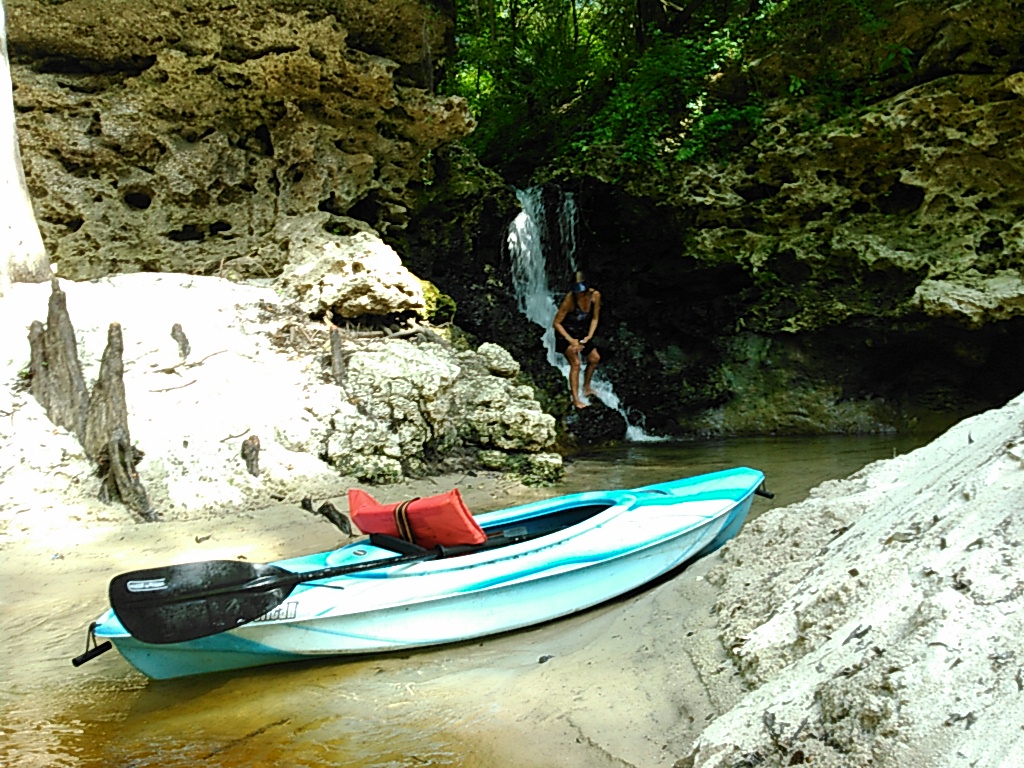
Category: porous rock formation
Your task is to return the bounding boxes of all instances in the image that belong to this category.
[12,0,1024,449]
[679,391,1024,768]
[277,229,425,317]
[2,273,561,519]
[521,0,1024,437]
[322,335,559,483]
[3,0,564,485]
[5,0,473,279]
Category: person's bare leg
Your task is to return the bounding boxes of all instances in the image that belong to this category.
[566,351,588,408]
[583,350,600,397]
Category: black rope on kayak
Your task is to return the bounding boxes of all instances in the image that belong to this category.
[393,498,420,543]
[71,621,113,668]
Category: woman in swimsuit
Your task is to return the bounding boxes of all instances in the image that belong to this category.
[553,280,602,409]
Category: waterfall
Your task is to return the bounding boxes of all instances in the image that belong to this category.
[506,188,657,441]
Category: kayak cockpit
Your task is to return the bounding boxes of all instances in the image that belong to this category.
[365,500,617,556]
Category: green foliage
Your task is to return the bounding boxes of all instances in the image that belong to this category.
[879,43,914,75]
[449,0,619,167]
[448,0,906,176]
[746,0,910,119]
[589,33,718,164]
[746,0,893,46]
[675,105,763,163]
[575,29,758,170]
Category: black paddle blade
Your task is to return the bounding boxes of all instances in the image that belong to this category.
[109,560,297,645]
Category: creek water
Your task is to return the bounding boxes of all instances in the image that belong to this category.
[1,430,946,768]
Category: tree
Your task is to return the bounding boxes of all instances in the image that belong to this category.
[1,2,50,298]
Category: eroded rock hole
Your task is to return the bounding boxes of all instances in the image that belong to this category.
[319,194,345,216]
[182,126,216,143]
[254,125,274,157]
[348,196,379,224]
[977,230,1004,254]
[166,224,205,242]
[124,191,152,210]
[878,181,925,215]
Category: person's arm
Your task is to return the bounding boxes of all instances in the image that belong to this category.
[582,291,601,343]
[553,293,581,347]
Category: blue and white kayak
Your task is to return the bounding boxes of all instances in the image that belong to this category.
[81,467,768,679]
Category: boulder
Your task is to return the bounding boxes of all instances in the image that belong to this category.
[563,402,628,446]
[324,336,558,483]
[276,229,425,317]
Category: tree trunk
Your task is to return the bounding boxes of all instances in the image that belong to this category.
[28,279,89,438]
[330,326,348,385]
[28,281,156,521]
[241,434,261,477]
[83,323,131,461]
[1,1,50,297]
[96,427,156,521]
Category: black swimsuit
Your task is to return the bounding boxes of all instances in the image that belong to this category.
[556,293,597,356]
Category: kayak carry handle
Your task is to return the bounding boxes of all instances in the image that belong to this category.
[72,641,112,667]
[755,483,775,499]
[71,622,113,667]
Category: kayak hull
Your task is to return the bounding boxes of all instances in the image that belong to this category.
[93,466,766,679]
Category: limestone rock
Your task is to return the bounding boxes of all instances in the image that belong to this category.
[680,392,1024,768]
[477,449,564,484]
[474,342,520,378]
[913,269,1024,328]
[455,377,556,452]
[669,71,1024,320]
[562,401,628,446]
[550,3,1024,437]
[276,229,425,317]
[323,338,558,483]
[325,412,407,485]
[5,0,473,279]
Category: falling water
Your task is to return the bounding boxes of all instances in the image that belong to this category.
[507,188,657,441]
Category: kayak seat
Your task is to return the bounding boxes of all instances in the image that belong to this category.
[368,533,432,555]
[347,488,488,549]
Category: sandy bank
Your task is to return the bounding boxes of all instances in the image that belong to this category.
[418,394,1024,768]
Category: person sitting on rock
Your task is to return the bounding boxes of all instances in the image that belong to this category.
[553,279,602,409]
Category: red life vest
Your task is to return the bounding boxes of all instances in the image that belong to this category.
[347,488,487,548]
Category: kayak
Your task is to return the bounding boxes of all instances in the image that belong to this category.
[74,466,769,679]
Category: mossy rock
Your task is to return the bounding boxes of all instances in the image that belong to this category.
[418,279,457,324]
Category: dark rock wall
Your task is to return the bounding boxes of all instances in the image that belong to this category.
[422,0,1024,437]
[391,147,569,410]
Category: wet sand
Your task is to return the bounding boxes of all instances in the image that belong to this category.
[0,473,554,768]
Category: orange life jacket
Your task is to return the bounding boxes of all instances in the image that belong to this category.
[347,488,487,548]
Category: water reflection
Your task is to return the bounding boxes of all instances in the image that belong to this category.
[1,432,944,767]
[9,653,482,768]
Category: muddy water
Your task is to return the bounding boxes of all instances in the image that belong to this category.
[1,432,941,767]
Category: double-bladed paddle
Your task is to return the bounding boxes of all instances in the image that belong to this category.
[109,547,442,645]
